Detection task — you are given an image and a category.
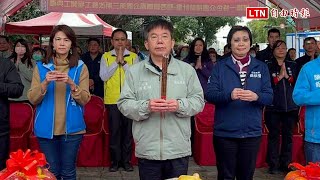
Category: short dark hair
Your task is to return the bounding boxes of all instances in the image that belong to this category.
[32,47,46,57]
[303,37,317,44]
[272,40,286,54]
[144,19,174,40]
[132,45,140,52]
[287,48,296,53]
[111,29,127,39]
[208,48,216,52]
[0,35,9,42]
[268,28,280,37]
[249,47,256,53]
[87,38,100,45]
[226,26,252,48]
[46,25,79,67]
[209,49,218,56]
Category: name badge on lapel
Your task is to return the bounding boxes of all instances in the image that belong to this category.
[249,71,262,78]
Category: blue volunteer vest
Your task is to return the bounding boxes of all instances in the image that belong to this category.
[34,60,86,139]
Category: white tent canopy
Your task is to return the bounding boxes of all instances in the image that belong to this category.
[84,14,132,40]
[5,12,132,39]
[5,12,103,36]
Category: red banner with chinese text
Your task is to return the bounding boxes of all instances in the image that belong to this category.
[40,0,265,17]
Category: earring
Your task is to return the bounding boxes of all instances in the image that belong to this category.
[53,47,56,54]
[69,49,72,55]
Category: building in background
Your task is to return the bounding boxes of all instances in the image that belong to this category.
[286,31,320,59]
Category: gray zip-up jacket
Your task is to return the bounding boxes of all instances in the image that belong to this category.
[9,61,34,101]
[117,57,204,160]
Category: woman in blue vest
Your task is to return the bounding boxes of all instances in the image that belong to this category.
[28,25,91,180]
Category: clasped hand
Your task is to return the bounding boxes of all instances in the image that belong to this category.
[149,99,179,112]
[231,88,258,102]
[45,71,73,85]
[116,47,124,64]
[279,63,289,79]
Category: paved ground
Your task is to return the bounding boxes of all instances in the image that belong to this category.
[77,158,286,180]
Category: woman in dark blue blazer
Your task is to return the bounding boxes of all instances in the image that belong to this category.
[206,26,273,180]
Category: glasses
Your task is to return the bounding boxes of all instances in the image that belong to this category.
[149,33,171,42]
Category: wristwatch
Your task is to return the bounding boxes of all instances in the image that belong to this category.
[72,86,79,92]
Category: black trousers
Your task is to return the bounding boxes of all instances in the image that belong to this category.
[138,156,189,180]
[190,116,195,153]
[106,104,133,165]
[214,135,261,180]
[265,110,297,170]
[0,133,9,170]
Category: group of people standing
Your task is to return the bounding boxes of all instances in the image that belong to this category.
[0,25,91,180]
[171,25,319,180]
[0,36,47,170]
[0,17,320,180]
[257,29,319,175]
[0,19,203,180]
[209,26,320,180]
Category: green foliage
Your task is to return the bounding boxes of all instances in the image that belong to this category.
[247,9,296,44]
[6,0,44,43]
[8,0,44,23]
[171,16,239,45]
[98,15,239,49]
[8,1,238,50]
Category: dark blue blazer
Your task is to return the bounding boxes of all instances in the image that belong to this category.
[205,56,273,138]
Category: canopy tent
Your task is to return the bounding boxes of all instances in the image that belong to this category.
[84,14,113,37]
[1,0,319,31]
[5,12,104,35]
[0,0,32,32]
[270,0,320,31]
[4,12,133,39]
[0,0,32,17]
[36,0,320,31]
[84,14,132,40]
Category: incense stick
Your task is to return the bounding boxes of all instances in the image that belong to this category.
[161,55,169,118]
[161,55,169,100]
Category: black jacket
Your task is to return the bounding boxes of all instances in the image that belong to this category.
[256,45,273,63]
[266,59,298,112]
[295,54,318,75]
[0,59,24,135]
[81,52,104,98]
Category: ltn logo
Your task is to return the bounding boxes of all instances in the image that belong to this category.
[246,7,269,19]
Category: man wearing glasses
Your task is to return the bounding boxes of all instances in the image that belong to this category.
[117,19,204,180]
[100,29,138,172]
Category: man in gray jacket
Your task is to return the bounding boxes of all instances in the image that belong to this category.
[117,19,204,180]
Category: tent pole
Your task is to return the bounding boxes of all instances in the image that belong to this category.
[39,35,42,47]
[1,15,6,35]
[102,35,105,52]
